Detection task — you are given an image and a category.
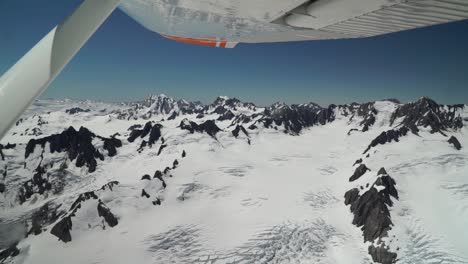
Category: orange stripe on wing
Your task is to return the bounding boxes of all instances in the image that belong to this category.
[161,34,228,48]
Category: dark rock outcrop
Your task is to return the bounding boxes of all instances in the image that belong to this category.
[256,101,381,134]
[18,165,52,204]
[50,216,73,242]
[65,107,90,115]
[97,200,118,227]
[179,119,196,133]
[377,167,388,175]
[112,95,205,120]
[361,114,376,132]
[217,110,235,121]
[347,128,359,135]
[375,175,399,205]
[154,170,166,188]
[390,97,464,134]
[49,182,119,243]
[210,97,256,112]
[154,170,162,178]
[25,127,120,173]
[182,150,186,158]
[448,136,462,150]
[102,137,122,157]
[1,165,6,178]
[70,191,98,211]
[141,174,151,180]
[344,188,360,205]
[141,189,150,198]
[0,143,15,161]
[0,243,20,262]
[351,188,392,242]
[232,125,249,138]
[28,202,63,236]
[179,119,221,137]
[128,122,152,142]
[168,111,178,120]
[148,124,162,145]
[230,113,254,126]
[128,122,162,146]
[346,171,399,243]
[364,126,409,154]
[137,140,147,153]
[260,103,334,134]
[157,144,167,155]
[127,124,142,131]
[173,159,179,169]
[353,158,363,166]
[353,102,377,130]
[134,120,151,139]
[16,118,23,126]
[100,181,119,191]
[349,164,370,182]
[368,245,397,264]
[211,105,228,115]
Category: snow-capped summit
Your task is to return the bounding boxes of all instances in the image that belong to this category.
[390,96,464,134]
[208,96,257,115]
[112,94,205,120]
[212,96,230,106]
[294,102,322,110]
[143,94,179,115]
[267,101,289,112]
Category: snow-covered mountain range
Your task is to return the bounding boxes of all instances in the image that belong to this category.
[0,94,467,264]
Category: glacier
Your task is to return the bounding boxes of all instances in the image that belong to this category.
[0,95,467,264]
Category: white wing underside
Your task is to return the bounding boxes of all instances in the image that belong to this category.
[119,0,468,42]
[281,0,468,39]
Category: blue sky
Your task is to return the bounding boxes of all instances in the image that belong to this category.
[1,0,468,106]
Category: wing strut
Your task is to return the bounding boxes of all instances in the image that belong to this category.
[0,0,121,139]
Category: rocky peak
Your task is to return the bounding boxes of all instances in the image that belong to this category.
[25,126,122,173]
[210,96,257,113]
[179,119,221,137]
[212,96,239,107]
[127,121,162,146]
[332,102,378,127]
[390,97,464,134]
[292,102,321,111]
[112,94,204,120]
[266,102,290,114]
[143,94,178,115]
[65,107,90,115]
[418,96,439,108]
[260,101,334,134]
[177,99,203,114]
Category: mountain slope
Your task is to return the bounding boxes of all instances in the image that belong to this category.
[0,95,467,264]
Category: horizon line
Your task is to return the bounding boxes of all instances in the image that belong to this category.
[37,94,468,108]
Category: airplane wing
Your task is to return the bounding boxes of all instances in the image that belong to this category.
[119,0,468,43]
[270,0,468,41]
[1,0,467,139]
